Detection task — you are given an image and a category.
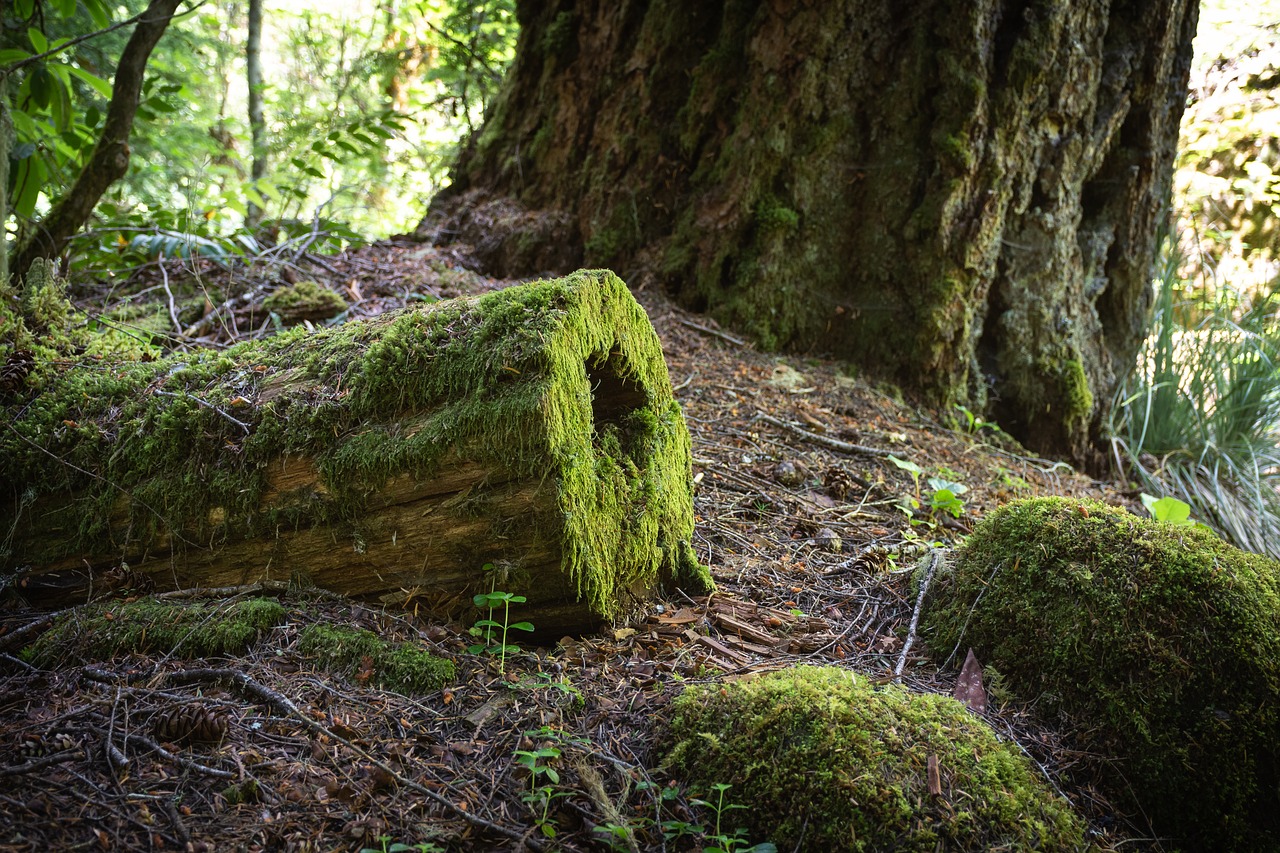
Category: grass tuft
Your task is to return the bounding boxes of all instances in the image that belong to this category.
[1110,234,1280,557]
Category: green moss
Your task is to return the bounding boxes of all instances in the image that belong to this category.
[922,498,1280,852]
[540,11,575,56]
[3,271,710,621]
[263,280,347,324]
[1059,359,1092,426]
[754,195,800,235]
[296,623,455,694]
[662,666,1091,853]
[23,597,285,666]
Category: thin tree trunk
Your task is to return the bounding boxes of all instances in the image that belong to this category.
[246,0,266,228]
[10,0,185,284]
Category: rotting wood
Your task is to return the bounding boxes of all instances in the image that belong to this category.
[2,271,711,634]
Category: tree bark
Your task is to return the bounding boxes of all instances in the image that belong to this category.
[245,0,266,228]
[1,271,710,635]
[10,0,184,283]
[418,0,1198,465]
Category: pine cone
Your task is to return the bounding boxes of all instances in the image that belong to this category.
[153,704,230,744]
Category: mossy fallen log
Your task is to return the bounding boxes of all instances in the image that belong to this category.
[1,270,711,634]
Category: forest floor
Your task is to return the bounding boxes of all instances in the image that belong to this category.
[0,239,1147,852]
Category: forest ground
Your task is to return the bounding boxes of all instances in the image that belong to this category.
[0,240,1144,852]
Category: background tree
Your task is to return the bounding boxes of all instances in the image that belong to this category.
[419,0,1199,465]
[245,0,266,228]
[6,0,186,282]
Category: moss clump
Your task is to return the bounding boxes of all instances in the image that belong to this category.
[297,623,455,694]
[922,497,1280,852]
[262,280,347,325]
[662,666,1090,853]
[24,597,285,666]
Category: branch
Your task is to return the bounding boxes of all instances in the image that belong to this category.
[0,12,149,79]
[11,0,186,282]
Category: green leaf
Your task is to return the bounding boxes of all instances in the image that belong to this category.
[14,0,36,19]
[0,49,33,66]
[83,0,112,28]
[12,155,47,219]
[51,0,76,16]
[887,455,923,477]
[66,65,113,99]
[27,28,48,54]
[510,622,535,632]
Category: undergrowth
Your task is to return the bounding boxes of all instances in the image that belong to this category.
[1110,233,1280,558]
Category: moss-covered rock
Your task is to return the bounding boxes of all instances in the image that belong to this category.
[922,497,1280,852]
[297,623,454,694]
[662,666,1090,853]
[24,597,285,666]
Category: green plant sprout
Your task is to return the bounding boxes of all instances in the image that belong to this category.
[467,563,534,674]
[927,476,968,518]
[1140,493,1213,532]
[358,836,443,853]
[955,404,1006,437]
[689,783,777,853]
[888,455,923,499]
[514,727,579,839]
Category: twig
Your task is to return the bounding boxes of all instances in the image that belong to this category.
[0,749,81,776]
[754,411,893,458]
[679,319,747,346]
[159,259,183,335]
[895,549,944,679]
[124,731,234,779]
[162,668,547,851]
[152,390,250,434]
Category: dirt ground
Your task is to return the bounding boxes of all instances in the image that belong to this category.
[0,239,1142,851]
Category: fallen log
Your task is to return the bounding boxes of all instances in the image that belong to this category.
[1,269,711,634]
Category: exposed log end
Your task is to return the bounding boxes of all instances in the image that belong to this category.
[2,270,711,635]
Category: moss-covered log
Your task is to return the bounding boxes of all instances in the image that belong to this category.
[418,0,1198,465]
[1,270,710,634]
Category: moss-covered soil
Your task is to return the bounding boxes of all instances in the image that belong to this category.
[922,497,1280,852]
[0,242,1205,851]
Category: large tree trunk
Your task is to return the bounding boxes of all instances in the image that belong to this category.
[1,271,710,635]
[417,0,1198,465]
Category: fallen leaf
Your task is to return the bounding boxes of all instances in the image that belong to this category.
[954,649,988,714]
[927,754,942,795]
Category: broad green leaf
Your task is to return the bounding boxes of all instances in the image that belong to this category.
[926,476,968,495]
[66,65,113,99]
[83,0,112,28]
[51,0,76,16]
[12,156,47,219]
[15,0,36,20]
[0,49,33,66]
[27,28,48,54]
[888,455,923,477]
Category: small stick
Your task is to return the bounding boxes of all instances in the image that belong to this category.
[153,390,250,434]
[754,411,893,458]
[896,549,944,679]
[679,319,747,346]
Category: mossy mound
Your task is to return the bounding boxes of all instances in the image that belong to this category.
[296,624,455,694]
[24,597,285,666]
[662,666,1090,853]
[921,497,1280,852]
[262,280,348,325]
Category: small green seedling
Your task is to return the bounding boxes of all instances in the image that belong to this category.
[926,476,968,518]
[690,783,777,853]
[1140,494,1213,532]
[468,563,534,673]
[888,455,924,498]
[515,727,580,839]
